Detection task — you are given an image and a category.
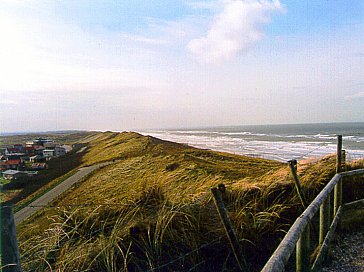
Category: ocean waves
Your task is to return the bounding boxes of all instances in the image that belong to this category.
[141,124,364,162]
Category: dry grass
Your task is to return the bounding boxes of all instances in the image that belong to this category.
[17,132,364,272]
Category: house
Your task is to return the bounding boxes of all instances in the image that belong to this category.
[34,145,45,156]
[34,138,53,146]
[43,146,66,158]
[43,149,55,158]
[24,146,35,156]
[5,153,28,161]
[60,145,72,153]
[29,155,46,163]
[44,142,56,149]
[2,170,28,180]
[6,147,19,154]
[0,159,21,171]
[13,144,23,152]
[25,141,35,147]
[2,170,37,180]
[30,163,47,170]
[54,146,66,157]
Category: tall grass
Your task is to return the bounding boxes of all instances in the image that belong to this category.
[17,132,364,271]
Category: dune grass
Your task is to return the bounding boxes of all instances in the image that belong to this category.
[17,132,364,272]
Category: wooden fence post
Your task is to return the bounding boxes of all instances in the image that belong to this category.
[296,224,310,272]
[211,186,247,271]
[288,160,308,209]
[319,196,330,245]
[1,205,22,272]
[334,135,342,216]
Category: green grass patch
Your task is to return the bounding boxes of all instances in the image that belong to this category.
[0,176,10,185]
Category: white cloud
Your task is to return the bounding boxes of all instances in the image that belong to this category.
[187,0,283,63]
[344,91,364,100]
[120,33,170,45]
[185,1,220,10]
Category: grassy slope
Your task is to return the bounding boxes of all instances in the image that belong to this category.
[18,132,364,272]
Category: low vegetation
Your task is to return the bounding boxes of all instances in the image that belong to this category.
[16,132,364,271]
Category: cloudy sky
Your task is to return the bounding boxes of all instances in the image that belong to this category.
[1,0,363,132]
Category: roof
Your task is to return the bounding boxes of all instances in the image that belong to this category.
[2,170,21,175]
[0,160,21,165]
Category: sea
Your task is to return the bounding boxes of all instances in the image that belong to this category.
[141,122,364,162]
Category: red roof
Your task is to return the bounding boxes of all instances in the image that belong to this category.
[0,159,21,166]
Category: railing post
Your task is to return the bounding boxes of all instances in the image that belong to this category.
[341,150,346,172]
[211,186,247,271]
[334,135,342,215]
[288,160,308,209]
[296,224,310,272]
[319,195,330,245]
[1,205,22,272]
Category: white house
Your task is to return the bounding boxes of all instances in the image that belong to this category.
[43,149,55,158]
[60,145,72,153]
[43,147,66,158]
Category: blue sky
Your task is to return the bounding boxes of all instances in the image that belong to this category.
[1,0,363,132]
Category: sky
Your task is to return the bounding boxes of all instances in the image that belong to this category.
[0,0,363,132]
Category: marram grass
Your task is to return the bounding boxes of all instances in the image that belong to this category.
[17,132,364,271]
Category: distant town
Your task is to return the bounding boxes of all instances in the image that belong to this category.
[0,138,72,181]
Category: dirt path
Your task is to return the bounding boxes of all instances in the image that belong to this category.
[322,228,364,272]
[14,161,114,225]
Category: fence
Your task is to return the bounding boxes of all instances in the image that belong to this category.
[261,135,364,272]
[1,135,364,272]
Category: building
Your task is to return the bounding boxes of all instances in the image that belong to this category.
[43,149,55,158]
[34,145,45,156]
[60,145,72,153]
[13,144,23,152]
[24,146,35,156]
[0,159,21,171]
[34,138,53,146]
[6,147,19,154]
[2,170,37,180]
[2,170,28,180]
[29,155,46,163]
[30,163,47,170]
[5,153,26,161]
[44,142,56,149]
[54,146,66,157]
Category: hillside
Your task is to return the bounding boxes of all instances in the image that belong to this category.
[17,132,364,272]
